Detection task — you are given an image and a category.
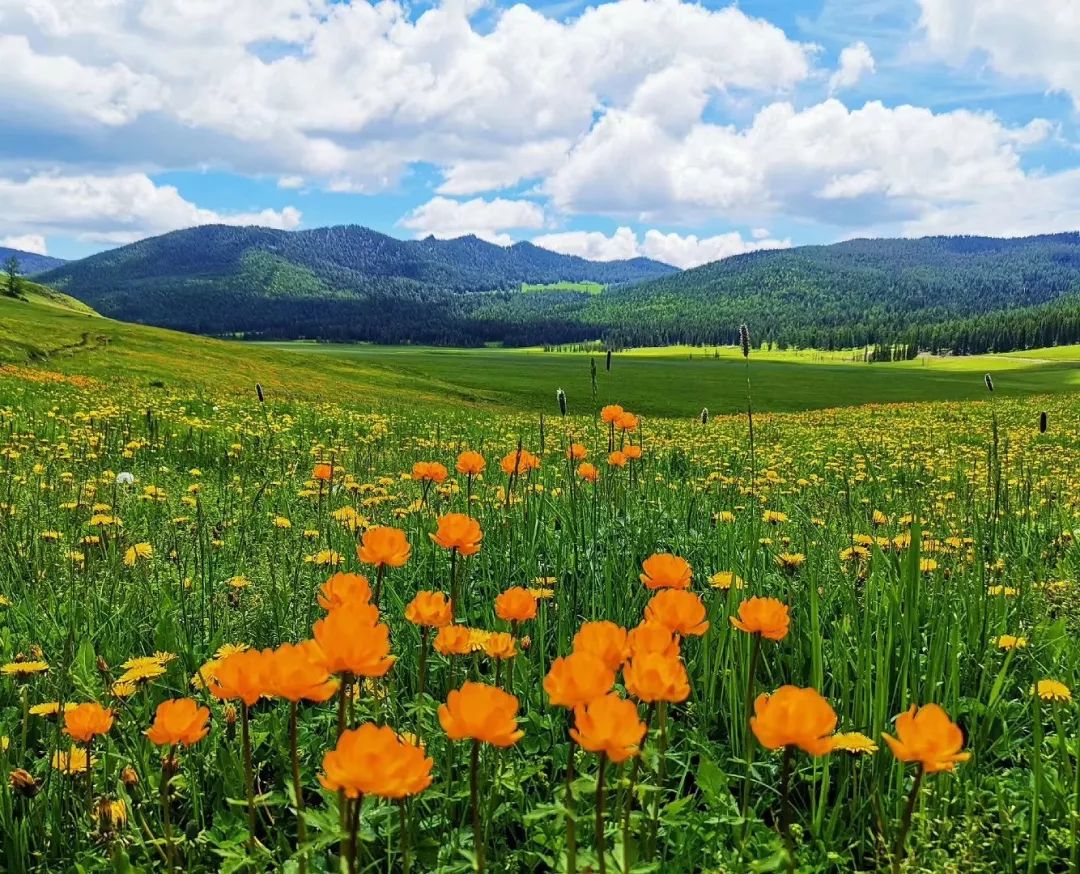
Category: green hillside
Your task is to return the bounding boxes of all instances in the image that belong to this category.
[3,286,1079,418]
[40,228,1080,353]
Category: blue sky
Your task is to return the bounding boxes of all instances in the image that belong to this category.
[1,0,1078,267]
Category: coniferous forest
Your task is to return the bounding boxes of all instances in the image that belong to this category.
[37,227,1080,354]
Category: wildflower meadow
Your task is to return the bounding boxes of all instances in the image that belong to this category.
[0,358,1077,873]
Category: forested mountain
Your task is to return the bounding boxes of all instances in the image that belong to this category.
[39,227,1080,352]
[38,224,674,342]
[561,232,1080,352]
[1,247,67,275]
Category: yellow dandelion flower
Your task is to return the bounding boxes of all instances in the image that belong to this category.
[1034,680,1071,703]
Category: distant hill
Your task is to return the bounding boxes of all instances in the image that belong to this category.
[474,232,1080,352]
[40,228,1080,352]
[1,247,67,275]
[40,224,675,344]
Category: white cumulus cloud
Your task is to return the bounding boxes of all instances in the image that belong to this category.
[918,0,1080,107]
[0,234,49,255]
[399,196,546,245]
[0,173,301,244]
[533,227,790,268]
[829,42,875,93]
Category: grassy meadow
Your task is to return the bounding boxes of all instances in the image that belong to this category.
[0,291,1078,872]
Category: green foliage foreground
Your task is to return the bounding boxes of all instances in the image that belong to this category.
[0,354,1077,872]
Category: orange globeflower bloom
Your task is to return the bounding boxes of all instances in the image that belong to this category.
[639,553,693,590]
[146,698,210,747]
[627,620,680,659]
[312,604,394,678]
[577,462,599,483]
[500,449,540,476]
[567,443,588,461]
[439,682,524,747]
[616,412,639,432]
[456,450,486,476]
[430,514,483,556]
[645,590,710,637]
[64,703,114,743]
[624,652,690,703]
[882,704,971,773]
[267,642,339,702]
[357,526,412,568]
[600,405,624,424]
[411,461,449,483]
[320,724,433,799]
[544,652,616,708]
[573,621,629,671]
[608,451,627,468]
[481,632,517,660]
[405,591,454,628]
[624,445,642,461]
[571,693,646,763]
[730,596,790,640]
[317,572,373,611]
[313,463,333,482]
[209,649,273,707]
[751,686,837,755]
[494,587,538,623]
[433,625,473,656]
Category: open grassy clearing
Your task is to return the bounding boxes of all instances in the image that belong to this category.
[5,288,1077,417]
[253,341,1080,418]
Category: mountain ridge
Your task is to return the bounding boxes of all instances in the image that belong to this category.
[36,226,1080,352]
[1,246,68,275]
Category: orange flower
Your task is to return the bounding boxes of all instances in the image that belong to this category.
[433,625,473,656]
[320,723,433,799]
[312,463,333,482]
[644,590,709,637]
[567,443,588,461]
[267,642,339,702]
[639,553,693,590]
[412,461,448,484]
[571,693,646,763]
[577,462,598,483]
[608,451,627,468]
[624,652,690,703]
[405,591,453,628]
[544,652,615,708]
[626,620,679,659]
[624,445,642,461]
[63,703,114,743]
[616,412,639,432]
[494,587,538,623]
[600,404,624,424]
[438,682,524,747]
[209,649,273,707]
[357,526,411,568]
[730,597,790,640]
[499,449,540,476]
[146,698,210,747]
[573,621,629,671]
[456,451,486,476]
[312,605,394,678]
[317,572,372,611]
[481,632,517,660]
[751,686,836,756]
[882,704,971,773]
[429,514,483,556]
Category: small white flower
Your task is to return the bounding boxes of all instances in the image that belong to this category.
[116,472,135,486]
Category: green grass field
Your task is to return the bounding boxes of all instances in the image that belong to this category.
[2,286,1080,873]
[520,280,604,294]
[3,290,1079,418]
[254,341,1080,418]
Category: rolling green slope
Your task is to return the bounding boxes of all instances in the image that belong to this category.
[4,279,1078,417]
